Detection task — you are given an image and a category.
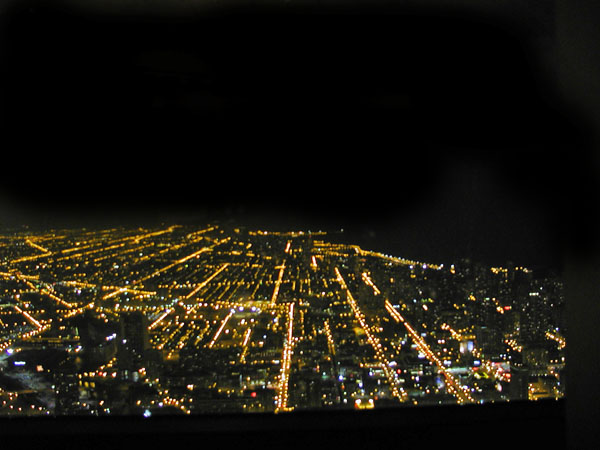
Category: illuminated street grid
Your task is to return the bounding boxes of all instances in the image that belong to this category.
[0,224,565,416]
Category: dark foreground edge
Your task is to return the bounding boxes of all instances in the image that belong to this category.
[2,399,565,449]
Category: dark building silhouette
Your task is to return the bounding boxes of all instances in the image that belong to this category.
[53,356,81,415]
[118,311,150,376]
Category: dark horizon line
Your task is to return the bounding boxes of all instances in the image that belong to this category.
[0,216,564,276]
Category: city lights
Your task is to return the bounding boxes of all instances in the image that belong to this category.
[0,224,565,417]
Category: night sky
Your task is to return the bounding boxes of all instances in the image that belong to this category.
[1,0,597,273]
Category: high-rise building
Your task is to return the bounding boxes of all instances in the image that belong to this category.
[118,311,150,374]
[509,364,529,400]
[120,311,150,356]
[54,357,81,415]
